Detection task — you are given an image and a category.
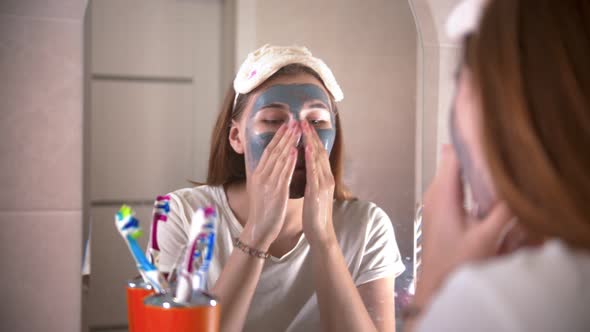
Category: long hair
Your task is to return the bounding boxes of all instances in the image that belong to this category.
[205,64,354,201]
[465,0,590,249]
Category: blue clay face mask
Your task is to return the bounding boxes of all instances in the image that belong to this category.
[245,84,336,169]
[245,83,336,198]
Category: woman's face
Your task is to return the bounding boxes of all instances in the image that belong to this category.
[451,67,497,217]
[233,73,336,198]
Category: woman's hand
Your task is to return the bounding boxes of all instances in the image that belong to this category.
[301,120,336,246]
[242,121,301,250]
[415,145,515,307]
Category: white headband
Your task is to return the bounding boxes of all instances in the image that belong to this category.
[233,44,344,108]
[446,0,487,41]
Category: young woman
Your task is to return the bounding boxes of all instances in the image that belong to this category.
[150,45,405,332]
[406,0,590,331]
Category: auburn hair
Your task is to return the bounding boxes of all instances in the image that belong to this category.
[464,0,590,249]
[204,64,354,201]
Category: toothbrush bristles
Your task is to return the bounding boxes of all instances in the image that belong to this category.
[204,206,216,218]
[156,195,171,201]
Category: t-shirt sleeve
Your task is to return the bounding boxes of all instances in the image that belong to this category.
[148,193,189,273]
[416,266,518,332]
[355,206,406,286]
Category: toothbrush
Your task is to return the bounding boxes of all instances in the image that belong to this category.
[174,208,206,303]
[149,195,171,262]
[192,206,217,291]
[166,208,215,285]
[115,205,169,294]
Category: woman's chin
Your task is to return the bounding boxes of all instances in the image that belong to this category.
[289,172,306,199]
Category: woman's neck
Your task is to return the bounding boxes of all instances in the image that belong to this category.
[225,181,304,256]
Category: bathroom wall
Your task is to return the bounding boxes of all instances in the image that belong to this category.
[0,1,86,331]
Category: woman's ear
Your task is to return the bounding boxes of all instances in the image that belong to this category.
[228,119,245,154]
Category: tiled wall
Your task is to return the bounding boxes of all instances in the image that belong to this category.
[0,1,85,331]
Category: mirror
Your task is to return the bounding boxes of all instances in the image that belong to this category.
[83,0,420,330]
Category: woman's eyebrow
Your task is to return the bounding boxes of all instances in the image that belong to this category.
[259,102,288,110]
[307,102,329,110]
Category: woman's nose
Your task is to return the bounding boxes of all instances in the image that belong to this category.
[293,121,303,148]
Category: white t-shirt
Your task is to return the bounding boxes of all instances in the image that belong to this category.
[417,240,590,332]
[151,185,406,332]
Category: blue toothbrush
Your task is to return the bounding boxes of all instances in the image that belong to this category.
[115,205,169,293]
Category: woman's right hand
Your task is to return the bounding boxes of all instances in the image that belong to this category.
[241,121,301,250]
[415,145,514,307]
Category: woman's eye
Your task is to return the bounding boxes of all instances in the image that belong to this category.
[308,119,327,126]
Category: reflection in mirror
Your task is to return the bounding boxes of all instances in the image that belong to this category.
[83,0,419,331]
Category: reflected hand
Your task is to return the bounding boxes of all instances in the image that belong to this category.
[301,120,336,246]
[242,122,301,250]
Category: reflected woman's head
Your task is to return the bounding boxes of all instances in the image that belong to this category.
[207,62,352,200]
[455,0,590,249]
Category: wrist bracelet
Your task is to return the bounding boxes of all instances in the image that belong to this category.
[233,237,271,259]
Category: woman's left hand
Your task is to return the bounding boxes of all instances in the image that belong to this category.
[415,145,515,307]
[301,120,336,246]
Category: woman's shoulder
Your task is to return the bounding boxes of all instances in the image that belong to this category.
[449,240,590,327]
[168,185,226,211]
[333,199,390,224]
[332,198,393,235]
[464,240,590,288]
[421,241,590,331]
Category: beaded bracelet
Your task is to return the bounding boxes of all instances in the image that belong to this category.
[233,237,271,259]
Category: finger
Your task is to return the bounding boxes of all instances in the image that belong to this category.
[305,143,320,193]
[301,122,327,168]
[273,122,301,157]
[302,120,318,152]
[278,147,298,189]
[261,123,298,176]
[437,145,462,191]
[269,126,301,180]
[301,122,323,170]
[257,122,290,171]
[318,146,332,182]
[304,120,324,151]
[475,202,515,250]
[303,121,331,190]
[497,221,528,255]
[422,145,466,235]
[437,144,466,216]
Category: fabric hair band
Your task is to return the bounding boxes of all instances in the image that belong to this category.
[446,0,488,41]
[232,44,344,110]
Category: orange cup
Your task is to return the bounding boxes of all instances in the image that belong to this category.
[126,277,155,332]
[144,292,220,332]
